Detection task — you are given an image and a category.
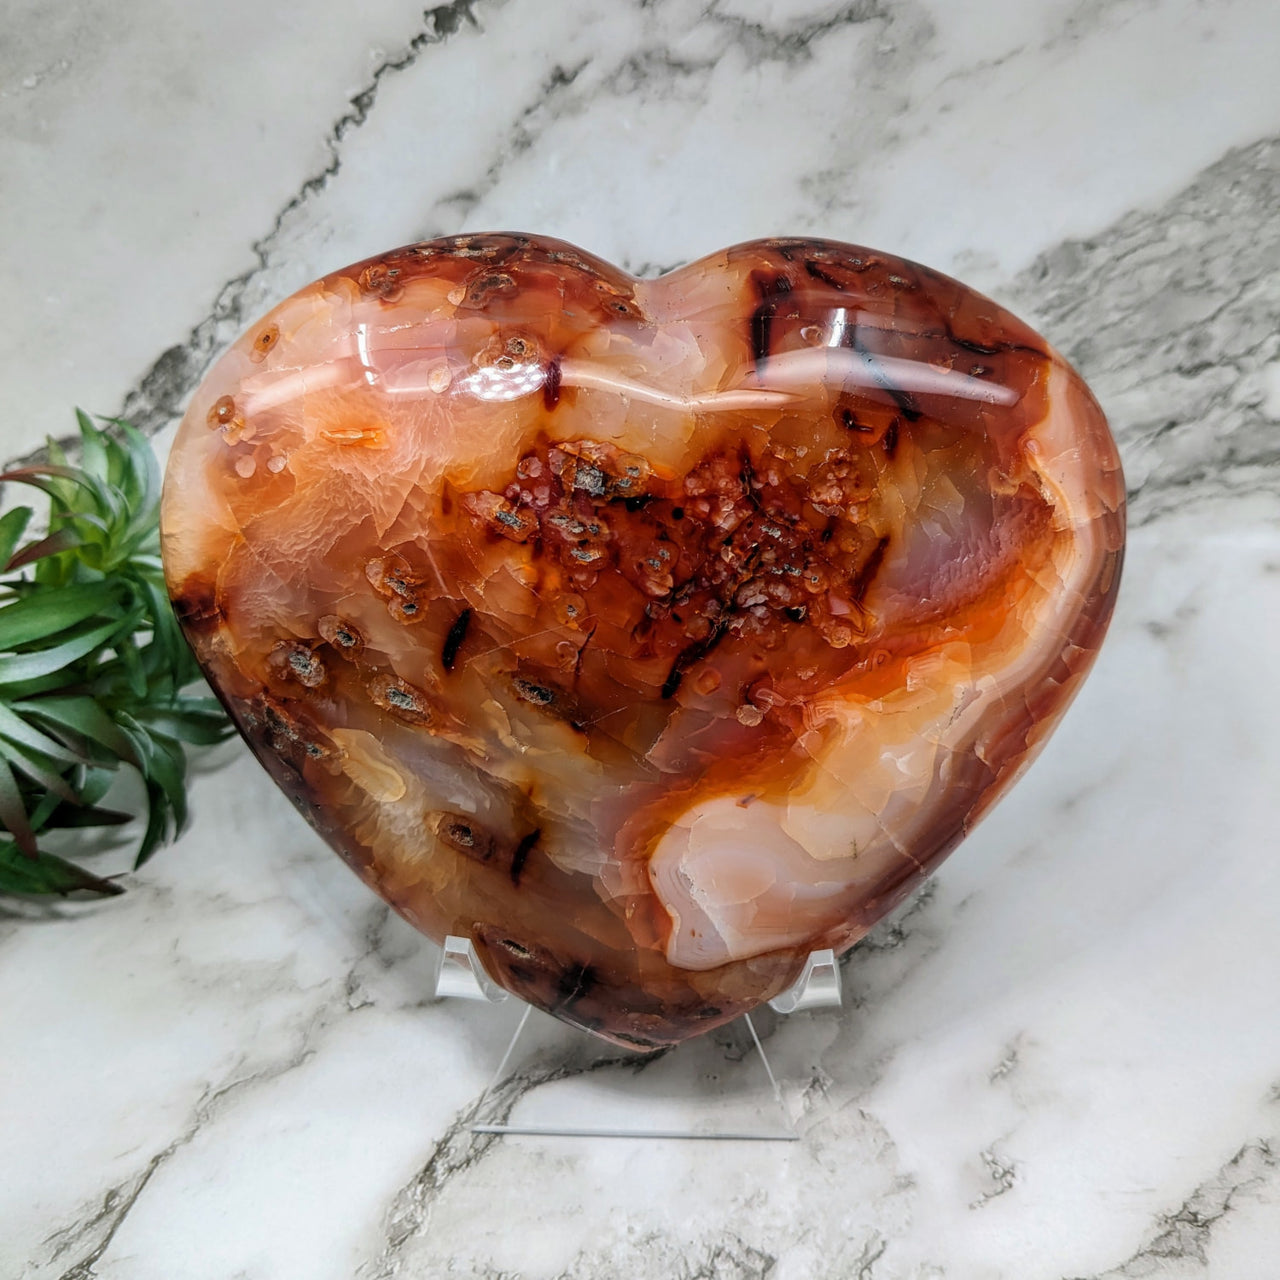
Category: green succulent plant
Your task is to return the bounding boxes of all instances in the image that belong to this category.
[0,412,231,897]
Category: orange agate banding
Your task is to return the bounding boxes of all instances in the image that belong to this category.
[162,234,1125,1046]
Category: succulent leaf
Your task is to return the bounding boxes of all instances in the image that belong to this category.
[0,413,232,898]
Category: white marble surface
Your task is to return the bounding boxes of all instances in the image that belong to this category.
[3,0,1280,1275]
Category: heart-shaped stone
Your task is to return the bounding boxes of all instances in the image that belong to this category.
[162,234,1124,1047]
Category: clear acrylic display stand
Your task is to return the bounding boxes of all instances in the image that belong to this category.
[435,936,842,1141]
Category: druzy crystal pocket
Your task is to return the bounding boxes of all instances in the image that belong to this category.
[161,234,1124,1046]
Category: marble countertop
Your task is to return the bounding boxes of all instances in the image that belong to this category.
[4,1,1280,1275]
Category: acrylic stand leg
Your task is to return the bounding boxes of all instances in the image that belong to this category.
[435,936,841,1142]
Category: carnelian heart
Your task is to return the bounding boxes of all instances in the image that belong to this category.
[161,234,1124,1046]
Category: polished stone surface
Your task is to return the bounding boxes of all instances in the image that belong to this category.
[162,234,1122,1044]
[4,2,1280,1276]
